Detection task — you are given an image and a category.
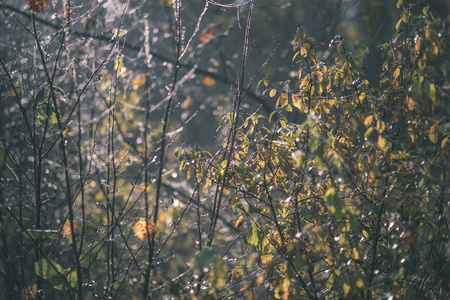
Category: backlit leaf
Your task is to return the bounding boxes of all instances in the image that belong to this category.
[24,229,62,240]
[133,218,157,240]
[269,89,277,97]
[244,223,260,247]
[364,115,373,128]
[111,29,128,40]
[114,55,123,71]
[301,46,308,57]
[34,259,77,291]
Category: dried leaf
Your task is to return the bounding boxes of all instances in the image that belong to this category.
[20,284,37,300]
[199,27,214,43]
[4,88,24,98]
[131,76,146,88]
[60,219,78,237]
[29,0,48,13]
[133,218,157,240]
[202,76,216,87]
[181,96,193,109]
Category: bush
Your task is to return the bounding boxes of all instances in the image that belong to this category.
[1,0,448,299]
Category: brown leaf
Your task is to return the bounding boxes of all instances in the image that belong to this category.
[199,27,214,43]
[133,218,157,240]
[60,219,78,236]
[202,76,216,87]
[29,0,49,13]
[131,76,146,88]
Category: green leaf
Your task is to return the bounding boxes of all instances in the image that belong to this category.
[343,282,350,295]
[111,29,128,40]
[35,259,77,291]
[244,223,260,247]
[24,229,62,240]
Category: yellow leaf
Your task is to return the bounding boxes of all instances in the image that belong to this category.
[409,127,417,143]
[131,76,146,88]
[429,83,436,103]
[4,88,25,98]
[358,92,366,102]
[201,76,216,87]
[362,230,369,239]
[301,46,307,57]
[279,93,288,107]
[111,29,128,40]
[235,215,244,228]
[407,96,416,111]
[114,55,123,71]
[63,126,73,135]
[269,89,277,97]
[393,67,400,80]
[395,19,403,31]
[356,278,364,288]
[343,283,350,295]
[376,120,385,133]
[260,253,272,265]
[378,135,387,150]
[234,267,244,279]
[396,0,403,8]
[133,218,157,240]
[441,136,449,148]
[364,115,373,128]
[415,36,422,53]
[292,94,301,110]
[428,123,438,144]
[352,247,360,260]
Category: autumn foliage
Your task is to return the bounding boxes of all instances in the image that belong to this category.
[0,0,448,299]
